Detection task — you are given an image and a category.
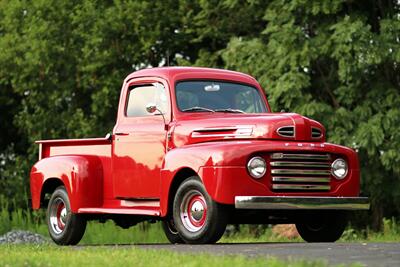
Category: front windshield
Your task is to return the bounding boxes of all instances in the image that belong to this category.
[175,81,268,114]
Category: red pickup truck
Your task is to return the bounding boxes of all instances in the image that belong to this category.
[30,67,369,245]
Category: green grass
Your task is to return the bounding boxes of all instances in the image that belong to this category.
[221,225,303,243]
[0,207,168,244]
[0,245,362,267]
[340,218,400,242]
[221,218,400,243]
[1,207,400,244]
[81,221,168,244]
[0,208,391,267]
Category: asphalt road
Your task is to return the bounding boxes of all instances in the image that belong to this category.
[134,242,400,266]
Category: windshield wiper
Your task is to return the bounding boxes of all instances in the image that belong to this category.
[214,108,246,114]
[182,106,215,113]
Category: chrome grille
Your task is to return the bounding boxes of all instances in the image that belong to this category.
[311,127,322,138]
[277,126,295,138]
[270,152,332,191]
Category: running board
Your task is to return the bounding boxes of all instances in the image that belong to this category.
[78,199,160,216]
[77,207,160,216]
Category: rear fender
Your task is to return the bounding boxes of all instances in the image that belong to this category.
[30,155,103,212]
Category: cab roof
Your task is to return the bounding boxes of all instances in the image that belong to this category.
[124,67,259,86]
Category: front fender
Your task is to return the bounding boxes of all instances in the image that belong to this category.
[160,142,244,216]
[160,140,361,215]
[30,155,103,212]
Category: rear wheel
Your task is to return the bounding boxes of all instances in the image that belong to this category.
[47,186,86,245]
[172,177,228,244]
[295,211,347,242]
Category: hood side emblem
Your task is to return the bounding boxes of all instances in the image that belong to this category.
[192,126,253,138]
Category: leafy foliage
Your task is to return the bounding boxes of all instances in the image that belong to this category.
[222,0,400,228]
[0,0,399,229]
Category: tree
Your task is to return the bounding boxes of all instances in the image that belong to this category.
[0,0,399,230]
[0,0,267,208]
[0,0,190,206]
[222,0,400,229]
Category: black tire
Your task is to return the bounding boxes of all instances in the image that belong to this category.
[46,186,87,245]
[161,217,185,244]
[295,211,348,242]
[172,176,228,244]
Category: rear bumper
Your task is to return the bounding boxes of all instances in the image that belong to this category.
[235,196,370,210]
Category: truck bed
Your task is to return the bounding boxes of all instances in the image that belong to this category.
[34,136,162,215]
[37,136,112,160]
[34,135,116,206]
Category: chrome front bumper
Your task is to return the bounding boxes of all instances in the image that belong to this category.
[235,196,370,210]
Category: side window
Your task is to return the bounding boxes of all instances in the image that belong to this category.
[126,83,168,117]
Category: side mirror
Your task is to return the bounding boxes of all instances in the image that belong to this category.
[146,103,167,128]
[146,104,157,114]
[104,133,112,140]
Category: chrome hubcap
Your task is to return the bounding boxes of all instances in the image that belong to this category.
[180,190,207,232]
[60,207,67,225]
[49,197,68,235]
[190,201,205,221]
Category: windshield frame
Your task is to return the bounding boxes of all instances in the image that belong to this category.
[174,79,269,114]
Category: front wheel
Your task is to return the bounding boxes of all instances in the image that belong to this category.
[161,217,184,244]
[172,177,228,244]
[295,211,348,242]
[47,186,87,245]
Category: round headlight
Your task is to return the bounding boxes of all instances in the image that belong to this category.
[247,156,267,179]
[331,158,348,179]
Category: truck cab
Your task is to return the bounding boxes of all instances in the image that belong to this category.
[30,67,369,245]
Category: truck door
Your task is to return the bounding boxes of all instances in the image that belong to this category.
[112,79,170,199]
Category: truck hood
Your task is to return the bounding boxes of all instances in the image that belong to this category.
[171,113,325,147]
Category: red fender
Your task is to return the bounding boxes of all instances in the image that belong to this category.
[160,140,360,216]
[30,155,104,212]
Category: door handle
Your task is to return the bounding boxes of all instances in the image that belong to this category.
[115,132,129,136]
